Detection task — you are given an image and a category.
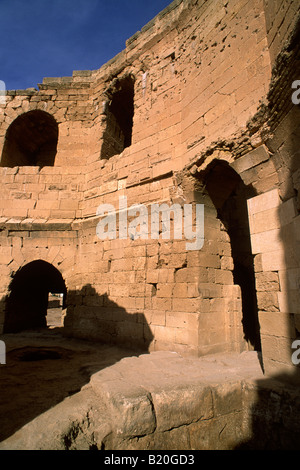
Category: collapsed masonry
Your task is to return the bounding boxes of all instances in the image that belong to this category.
[0,0,299,380]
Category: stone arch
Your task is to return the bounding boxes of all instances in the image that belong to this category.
[3,260,67,333]
[0,110,58,167]
[196,158,261,351]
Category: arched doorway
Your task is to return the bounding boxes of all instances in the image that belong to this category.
[197,159,261,351]
[0,110,58,167]
[3,260,67,333]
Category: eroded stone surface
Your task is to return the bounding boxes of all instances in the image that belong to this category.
[0,331,263,450]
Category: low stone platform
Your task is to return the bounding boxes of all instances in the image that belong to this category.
[0,330,299,450]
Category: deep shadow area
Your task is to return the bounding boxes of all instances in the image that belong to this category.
[0,110,58,168]
[235,371,300,450]
[0,284,153,443]
[64,284,154,352]
[199,159,261,351]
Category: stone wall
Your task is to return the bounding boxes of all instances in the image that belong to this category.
[0,0,299,376]
[0,351,299,450]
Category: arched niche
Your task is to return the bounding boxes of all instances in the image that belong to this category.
[1,110,58,168]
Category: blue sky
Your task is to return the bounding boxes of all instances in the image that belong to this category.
[0,0,172,90]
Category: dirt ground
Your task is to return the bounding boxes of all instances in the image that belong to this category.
[0,325,140,443]
[0,308,265,448]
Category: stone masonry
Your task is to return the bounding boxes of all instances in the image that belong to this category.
[0,0,300,391]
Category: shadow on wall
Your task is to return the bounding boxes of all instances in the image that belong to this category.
[64,284,154,352]
[0,283,153,443]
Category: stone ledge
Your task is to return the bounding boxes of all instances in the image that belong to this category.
[89,351,262,439]
[1,348,299,450]
[0,350,266,450]
[0,217,75,231]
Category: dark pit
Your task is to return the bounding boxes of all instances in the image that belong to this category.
[16,347,63,362]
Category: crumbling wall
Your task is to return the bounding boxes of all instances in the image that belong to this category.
[0,0,299,372]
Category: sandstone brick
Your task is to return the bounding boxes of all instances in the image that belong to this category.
[261,249,286,272]
[250,228,282,254]
[247,189,280,215]
[248,207,281,235]
[256,271,280,292]
[143,309,166,326]
[172,297,199,313]
[278,290,300,315]
[256,291,279,312]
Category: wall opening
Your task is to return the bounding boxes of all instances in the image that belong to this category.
[101,74,135,159]
[199,160,261,351]
[0,110,58,168]
[3,260,67,333]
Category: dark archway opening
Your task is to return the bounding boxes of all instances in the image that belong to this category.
[3,260,67,333]
[1,110,58,168]
[201,160,261,351]
[101,74,135,159]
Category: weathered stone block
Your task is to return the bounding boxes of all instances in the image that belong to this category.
[151,384,213,433]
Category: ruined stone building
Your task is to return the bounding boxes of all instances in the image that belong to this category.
[0,0,299,389]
